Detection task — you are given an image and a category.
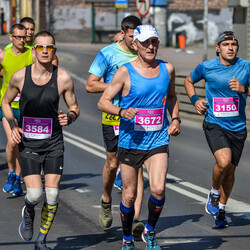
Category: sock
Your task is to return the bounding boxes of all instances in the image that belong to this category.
[9,170,15,175]
[120,202,134,237]
[37,202,58,242]
[16,175,21,181]
[101,199,111,205]
[123,235,133,242]
[211,188,220,196]
[147,195,165,231]
[25,198,36,215]
[219,202,226,211]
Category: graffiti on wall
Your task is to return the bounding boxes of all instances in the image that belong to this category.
[168,8,232,45]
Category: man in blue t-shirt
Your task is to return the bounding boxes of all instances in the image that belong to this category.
[184,31,250,228]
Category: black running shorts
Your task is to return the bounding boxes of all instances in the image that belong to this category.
[203,121,247,166]
[102,124,118,153]
[117,145,169,169]
[20,149,64,177]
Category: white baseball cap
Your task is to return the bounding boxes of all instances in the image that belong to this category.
[133,25,160,42]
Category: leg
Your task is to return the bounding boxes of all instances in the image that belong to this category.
[120,163,138,247]
[2,117,22,194]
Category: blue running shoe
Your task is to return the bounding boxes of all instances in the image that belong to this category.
[35,241,52,250]
[205,192,219,215]
[13,179,24,196]
[215,209,228,228]
[142,229,161,250]
[114,168,122,190]
[3,173,16,193]
[122,239,135,250]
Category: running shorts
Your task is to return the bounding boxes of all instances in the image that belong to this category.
[117,145,169,169]
[102,124,118,153]
[19,149,64,177]
[203,121,247,166]
[0,106,20,121]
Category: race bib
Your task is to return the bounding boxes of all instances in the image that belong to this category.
[134,108,163,131]
[213,97,239,117]
[14,93,20,102]
[113,125,119,136]
[22,117,52,139]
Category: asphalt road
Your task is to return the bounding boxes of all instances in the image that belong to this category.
[1,41,250,250]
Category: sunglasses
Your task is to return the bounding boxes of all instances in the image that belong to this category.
[11,35,27,41]
[34,44,55,52]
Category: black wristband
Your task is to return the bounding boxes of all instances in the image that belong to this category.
[118,108,124,117]
[68,110,78,118]
[67,114,73,125]
[172,117,181,124]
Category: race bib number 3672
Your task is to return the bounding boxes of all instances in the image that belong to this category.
[22,117,52,139]
[213,97,239,117]
[134,108,164,131]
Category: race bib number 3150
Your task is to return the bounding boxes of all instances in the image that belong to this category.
[134,108,164,131]
[213,97,239,117]
[23,117,52,139]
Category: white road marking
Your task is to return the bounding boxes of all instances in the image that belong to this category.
[75,188,91,193]
[64,131,250,220]
[61,66,87,85]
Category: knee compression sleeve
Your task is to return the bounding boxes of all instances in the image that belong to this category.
[120,202,135,237]
[26,187,44,205]
[45,187,59,206]
[147,195,165,229]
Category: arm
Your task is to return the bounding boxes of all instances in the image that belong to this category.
[229,76,248,95]
[98,66,138,120]
[58,69,80,126]
[2,70,24,143]
[184,74,207,115]
[86,73,108,93]
[166,63,180,136]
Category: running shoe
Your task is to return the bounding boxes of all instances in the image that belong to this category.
[205,192,220,215]
[99,199,112,228]
[3,173,16,193]
[142,229,161,250]
[132,220,144,238]
[114,168,123,190]
[13,179,24,196]
[215,209,228,228]
[122,239,135,250]
[19,206,35,241]
[35,241,51,250]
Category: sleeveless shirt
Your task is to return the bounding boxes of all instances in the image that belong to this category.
[0,47,33,109]
[18,65,63,152]
[118,60,171,150]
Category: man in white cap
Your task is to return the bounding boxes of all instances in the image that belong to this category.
[98,24,180,250]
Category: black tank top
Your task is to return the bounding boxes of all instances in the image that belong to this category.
[19,65,64,152]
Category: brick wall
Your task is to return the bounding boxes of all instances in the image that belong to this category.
[169,0,228,10]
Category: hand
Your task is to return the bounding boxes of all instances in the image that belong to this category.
[229,77,244,93]
[168,120,180,136]
[194,99,208,115]
[121,107,139,120]
[58,110,68,126]
[11,126,23,144]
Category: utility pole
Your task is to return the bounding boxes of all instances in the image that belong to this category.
[203,0,208,61]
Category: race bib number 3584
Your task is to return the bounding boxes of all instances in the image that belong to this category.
[213,97,239,117]
[22,117,52,139]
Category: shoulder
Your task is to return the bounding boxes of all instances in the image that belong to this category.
[57,67,72,83]
[0,49,6,62]
[11,67,26,82]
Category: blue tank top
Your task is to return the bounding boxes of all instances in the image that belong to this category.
[118,60,170,150]
[190,57,250,132]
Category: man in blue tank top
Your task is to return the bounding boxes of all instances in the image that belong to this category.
[86,15,145,238]
[184,31,250,228]
[98,24,180,250]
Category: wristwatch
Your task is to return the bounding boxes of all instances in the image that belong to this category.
[172,117,181,124]
[244,86,248,94]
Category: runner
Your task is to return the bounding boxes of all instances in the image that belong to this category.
[98,24,180,250]
[184,31,250,227]
[2,30,79,250]
[0,24,34,196]
[86,15,144,237]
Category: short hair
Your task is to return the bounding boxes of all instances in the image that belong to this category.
[34,30,55,45]
[10,24,26,34]
[121,15,142,32]
[20,17,35,26]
